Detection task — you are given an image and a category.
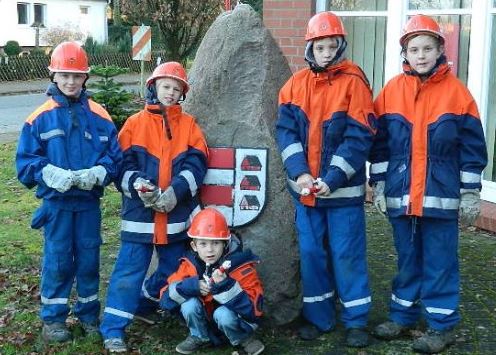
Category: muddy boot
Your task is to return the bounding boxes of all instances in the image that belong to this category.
[412,328,455,353]
[346,328,369,348]
[374,321,410,340]
[240,335,265,355]
[42,322,71,343]
[104,337,128,353]
[298,323,324,340]
[175,335,210,354]
[81,321,100,338]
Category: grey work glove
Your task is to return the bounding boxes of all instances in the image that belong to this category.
[459,189,481,226]
[41,164,74,193]
[153,186,177,213]
[73,165,107,190]
[372,181,387,217]
[133,177,160,207]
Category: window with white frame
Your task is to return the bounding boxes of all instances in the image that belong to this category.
[80,6,89,15]
[324,1,388,96]
[34,3,46,26]
[484,3,496,183]
[17,2,29,25]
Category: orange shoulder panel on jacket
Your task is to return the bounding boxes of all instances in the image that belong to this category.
[159,258,198,298]
[26,99,60,124]
[230,262,264,316]
[88,99,112,121]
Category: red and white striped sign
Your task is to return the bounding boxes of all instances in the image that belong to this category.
[200,147,267,227]
[132,25,151,61]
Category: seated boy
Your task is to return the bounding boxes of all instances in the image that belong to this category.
[159,208,265,355]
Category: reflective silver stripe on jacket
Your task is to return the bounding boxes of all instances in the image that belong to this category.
[179,170,198,195]
[426,306,455,315]
[303,291,334,303]
[212,282,243,304]
[330,155,356,179]
[104,307,134,319]
[99,135,109,142]
[391,293,415,307]
[121,220,154,234]
[168,283,187,304]
[281,142,303,163]
[84,131,92,139]
[340,296,371,308]
[460,170,481,184]
[78,294,98,303]
[40,129,65,140]
[370,161,389,175]
[318,184,365,199]
[386,195,459,210]
[41,296,68,305]
[121,170,138,198]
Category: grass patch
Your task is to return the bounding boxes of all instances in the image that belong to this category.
[0,142,495,354]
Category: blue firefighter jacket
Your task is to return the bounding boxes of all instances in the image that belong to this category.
[16,83,122,209]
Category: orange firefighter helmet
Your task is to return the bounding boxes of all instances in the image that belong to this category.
[305,11,347,41]
[145,61,189,94]
[400,15,445,47]
[188,208,231,240]
[48,41,90,73]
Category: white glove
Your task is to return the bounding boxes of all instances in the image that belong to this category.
[314,178,331,197]
[459,189,480,226]
[73,166,106,190]
[372,181,387,217]
[41,164,74,193]
[133,177,160,207]
[153,186,177,213]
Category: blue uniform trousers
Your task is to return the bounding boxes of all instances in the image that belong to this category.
[100,240,186,339]
[39,201,102,324]
[388,216,460,330]
[294,202,371,331]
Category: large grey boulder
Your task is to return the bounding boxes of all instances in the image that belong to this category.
[183,4,300,325]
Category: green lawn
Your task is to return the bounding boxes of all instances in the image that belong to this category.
[1,142,495,354]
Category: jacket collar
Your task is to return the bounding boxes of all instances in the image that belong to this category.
[46,83,87,107]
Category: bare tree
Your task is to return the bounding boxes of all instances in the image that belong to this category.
[120,0,221,62]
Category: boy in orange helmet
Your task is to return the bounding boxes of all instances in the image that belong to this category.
[275,12,375,347]
[100,62,208,352]
[16,41,122,342]
[369,15,487,353]
[159,208,264,355]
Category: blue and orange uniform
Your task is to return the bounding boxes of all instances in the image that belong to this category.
[16,82,122,326]
[159,237,263,345]
[100,102,208,340]
[369,57,487,330]
[276,57,375,331]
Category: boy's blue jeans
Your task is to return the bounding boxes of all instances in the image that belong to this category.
[181,298,257,345]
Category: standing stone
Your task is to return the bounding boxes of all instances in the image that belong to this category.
[183,4,300,325]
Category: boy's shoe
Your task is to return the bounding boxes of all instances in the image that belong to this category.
[240,336,265,355]
[298,323,324,340]
[81,321,100,337]
[104,338,128,353]
[175,335,210,354]
[41,322,71,343]
[346,328,369,348]
[374,321,410,340]
[412,328,455,353]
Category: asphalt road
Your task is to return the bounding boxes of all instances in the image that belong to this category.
[0,84,139,142]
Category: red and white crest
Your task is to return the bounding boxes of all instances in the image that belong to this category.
[200,147,268,227]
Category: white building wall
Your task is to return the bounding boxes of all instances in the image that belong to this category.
[0,0,107,48]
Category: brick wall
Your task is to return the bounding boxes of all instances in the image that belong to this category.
[263,0,314,72]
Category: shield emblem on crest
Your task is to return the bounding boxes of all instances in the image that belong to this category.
[200,147,268,227]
